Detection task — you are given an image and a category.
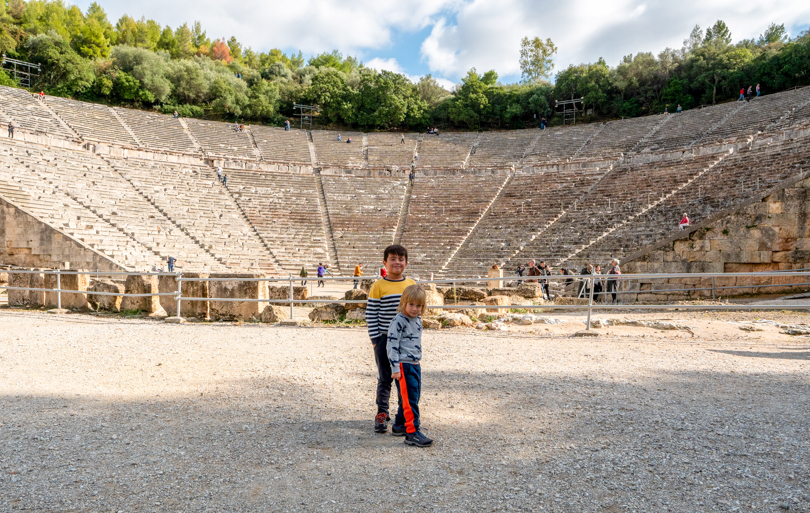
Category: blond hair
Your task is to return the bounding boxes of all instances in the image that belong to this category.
[397,284,426,315]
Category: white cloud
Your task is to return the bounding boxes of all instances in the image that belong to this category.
[365,57,422,83]
[420,0,810,80]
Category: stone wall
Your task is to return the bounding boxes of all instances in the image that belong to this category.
[0,197,123,271]
[625,177,810,299]
[158,273,210,319]
[208,273,268,321]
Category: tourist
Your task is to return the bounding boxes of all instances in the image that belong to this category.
[408,169,415,183]
[353,263,363,289]
[679,213,690,231]
[380,265,387,278]
[540,117,547,129]
[527,260,540,283]
[173,110,179,118]
[222,175,227,187]
[579,264,594,298]
[664,106,669,115]
[676,104,682,113]
[747,86,753,101]
[366,245,416,435]
[285,120,290,131]
[39,91,44,99]
[401,133,405,144]
[337,134,341,142]
[593,264,604,302]
[387,284,432,447]
[516,264,526,277]
[300,265,308,286]
[413,151,418,161]
[739,88,745,101]
[347,137,352,144]
[607,259,621,304]
[167,256,177,272]
[434,128,439,136]
[317,262,325,287]
[234,122,240,131]
[539,261,551,300]
[7,121,13,139]
[216,166,222,182]
[756,83,761,97]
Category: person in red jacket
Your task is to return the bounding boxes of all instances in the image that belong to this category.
[739,88,745,101]
[679,213,690,231]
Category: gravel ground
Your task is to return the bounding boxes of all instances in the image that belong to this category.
[0,308,808,512]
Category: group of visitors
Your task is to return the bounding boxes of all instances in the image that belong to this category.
[739,84,761,101]
[215,167,227,187]
[426,127,440,135]
[515,258,623,304]
[299,262,335,287]
[337,134,352,144]
[233,122,246,132]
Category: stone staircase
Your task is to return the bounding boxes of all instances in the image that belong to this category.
[394,179,414,244]
[315,171,340,271]
[178,118,204,153]
[108,107,143,146]
[307,131,318,167]
[688,102,748,147]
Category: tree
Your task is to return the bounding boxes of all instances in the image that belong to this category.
[167,59,208,103]
[448,68,491,128]
[74,17,110,58]
[111,45,171,102]
[173,23,195,59]
[759,23,788,45]
[519,36,557,83]
[683,25,703,55]
[227,36,242,62]
[25,31,95,95]
[211,39,232,63]
[704,20,732,47]
[416,74,451,107]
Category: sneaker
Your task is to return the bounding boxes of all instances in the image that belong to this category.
[374,412,388,433]
[404,431,433,447]
[391,424,407,437]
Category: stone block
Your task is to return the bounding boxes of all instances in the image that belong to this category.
[8,271,45,307]
[260,305,288,323]
[489,287,517,297]
[159,273,209,319]
[444,286,487,301]
[359,279,375,292]
[88,280,124,312]
[0,272,8,284]
[437,312,473,327]
[516,283,543,298]
[483,295,510,314]
[122,274,165,315]
[209,273,268,321]
[345,308,366,321]
[768,201,783,214]
[45,271,89,310]
[309,303,346,322]
[422,318,442,329]
[343,289,368,310]
[487,267,503,289]
[268,285,308,300]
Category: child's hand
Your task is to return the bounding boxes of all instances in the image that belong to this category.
[392,372,401,379]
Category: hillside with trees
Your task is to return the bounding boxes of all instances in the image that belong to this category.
[0,1,808,130]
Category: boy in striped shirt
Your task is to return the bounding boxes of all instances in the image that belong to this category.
[366,244,415,433]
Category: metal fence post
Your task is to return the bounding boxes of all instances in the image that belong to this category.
[175,272,182,318]
[56,269,61,310]
[712,276,716,300]
[586,276,595,330]
[289,274,295,319]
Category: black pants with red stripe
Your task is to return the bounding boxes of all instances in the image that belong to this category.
[393,362,421,434]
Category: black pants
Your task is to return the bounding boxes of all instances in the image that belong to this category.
[394,362,421,434]
[541,283,550,299]
[373,335,393,417]
[607,280,618,303]
[353,279,359,289]
[317,277,324,287]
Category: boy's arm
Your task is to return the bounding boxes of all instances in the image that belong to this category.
[365,283,381,343]
[387,319,403,375]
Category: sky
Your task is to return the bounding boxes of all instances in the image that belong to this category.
[73,0,810,89]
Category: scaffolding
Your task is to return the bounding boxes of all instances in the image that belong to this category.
[1,54,40,89]
[555,98,583,125]
[293,103,319,130]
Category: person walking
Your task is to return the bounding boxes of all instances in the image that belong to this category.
[353,263,363,289]
[401,133,405,144]
[222,175,227,187]
[739,88,745,101]
[607,259,621,304]
[300,265,308,286]
[756,83,761,97]
[676,104,682,113]
[317,263,325,287]
[167,256,177,273]
[747,86,753,101]
[7,122,13,139]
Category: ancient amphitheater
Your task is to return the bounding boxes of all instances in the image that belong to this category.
[2,84,810,278]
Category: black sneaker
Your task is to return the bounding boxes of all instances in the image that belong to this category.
[404,431,433,447]
[391,424,407,437]
[374,412,388,433]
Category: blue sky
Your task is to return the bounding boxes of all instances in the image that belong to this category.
[73,0,810,89]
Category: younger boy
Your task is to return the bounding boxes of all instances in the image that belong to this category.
[387,284,432,447]
[366,245,415,433]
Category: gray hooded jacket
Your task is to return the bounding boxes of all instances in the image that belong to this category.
[386,312,422,374]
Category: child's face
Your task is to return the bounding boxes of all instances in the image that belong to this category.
[403,302,423,318]
[384,253,408,277]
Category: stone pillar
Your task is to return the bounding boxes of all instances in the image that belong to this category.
[122,274,166,316]
[45,271,89,310]
[8,270,45,307]
[487,267,504,289]
[158,272,209,319]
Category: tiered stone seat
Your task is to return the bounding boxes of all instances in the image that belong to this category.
[227,170,329,271]
[400,175,505,272]
[106,157,276,272]
[112,107,197,154]
[700,90,809,144]
[311,131,364,167]
[417,133,476,169]
[0,139,159,269]
[251,126,311,164]
[575,135,810,266]
[321,175,407,267]
[45,96,138,147]
[0,86,75,138]
[523,124,602,164]
[184,119,257,159]
[468,130,538,169]
[3,139,223,270]
[511,155,718,267]
[367,133,417,168]
[448,167,610,277]
[641,103,739,151]
[578,115,665,157]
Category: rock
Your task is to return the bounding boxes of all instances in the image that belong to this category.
[208,273,268,321]
[457,306,482,319]
[8,271,45,307]
[122,274,165,316]
[483,295,510,314]
[488,287,517,297]
[423,284,444,313]
[444,286,487,301]
[158,273,209,320]
[437,312,474,327]
[0,271,8,284]
[738,325,764,332]
[781,328,810,336]
[343,289,368,310]
[260,305,288,323]
[44,271,89,310]
[87,280,124,312]
[359,279,375,292]
[268,285,308,300]
[422,318,442,329]
[516,283,543,298]
[345,308,366,321]
[308,303,346,322]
